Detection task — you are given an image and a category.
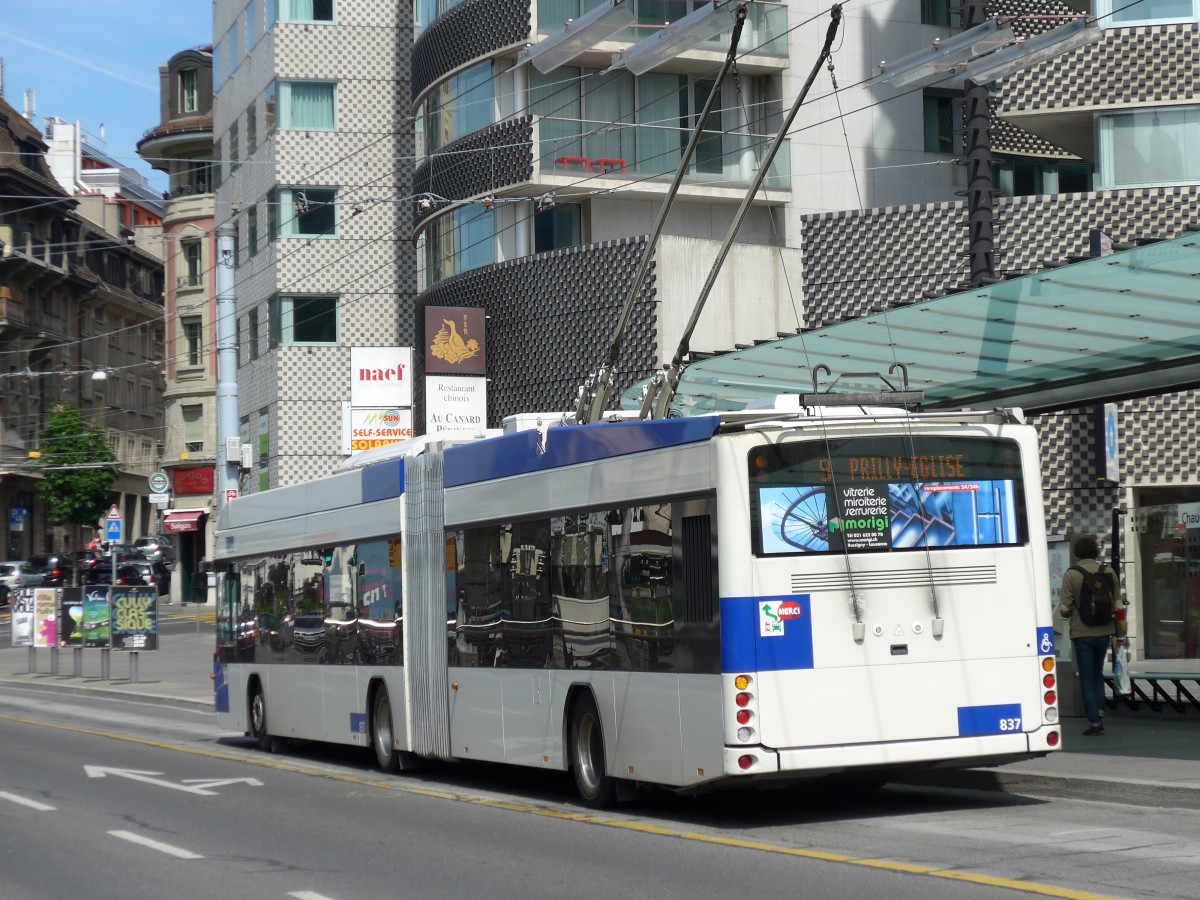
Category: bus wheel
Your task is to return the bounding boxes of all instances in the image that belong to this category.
[570,694,616,808]
[249,685,277,753]
[372,687,400,774]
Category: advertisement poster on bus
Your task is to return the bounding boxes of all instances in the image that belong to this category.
[10,588,34,647]
[82,587,112,649]
[32,587,58,648]
[110,588,158,652]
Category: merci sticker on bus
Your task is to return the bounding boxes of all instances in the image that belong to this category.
[759,599,804,637]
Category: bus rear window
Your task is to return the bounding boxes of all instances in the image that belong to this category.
[748,434,1027,556]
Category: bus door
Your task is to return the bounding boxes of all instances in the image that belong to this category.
[215,568,244,663]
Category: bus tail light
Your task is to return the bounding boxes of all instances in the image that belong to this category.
[737,754,756,770]
[1046,731,1059,747]
[1041,657,1059,726]
[1044,690,1056,705]
[732,675,756,743]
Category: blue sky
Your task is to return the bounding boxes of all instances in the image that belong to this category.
[1,1,212,192]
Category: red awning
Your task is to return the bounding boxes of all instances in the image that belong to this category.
[162,510,206,533]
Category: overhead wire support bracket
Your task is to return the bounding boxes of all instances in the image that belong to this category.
[572,3,749,426]
[644,5,844,420]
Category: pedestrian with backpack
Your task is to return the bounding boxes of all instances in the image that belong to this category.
[1057,534,1125,736]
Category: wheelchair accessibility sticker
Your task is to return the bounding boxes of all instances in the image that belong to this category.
[1037,627,1054,656]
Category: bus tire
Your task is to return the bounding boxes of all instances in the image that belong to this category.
[372,686,400,774]
[249,684,278,753]
[570,693,616,808]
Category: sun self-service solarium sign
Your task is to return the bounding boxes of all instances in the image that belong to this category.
[345,347,414,453]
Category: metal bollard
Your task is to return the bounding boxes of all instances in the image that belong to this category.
[50,647,59,676]
[100,648,110,680]
[129,651,139,683]
[73,647,83,677]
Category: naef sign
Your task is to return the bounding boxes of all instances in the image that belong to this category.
[351,347,413,408]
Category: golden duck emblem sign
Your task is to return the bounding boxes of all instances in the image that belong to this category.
[431,319,480,365]
[425,306,486,375]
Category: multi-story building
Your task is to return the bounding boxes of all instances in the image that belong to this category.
[411,0,1199,662]
[0,98,166,559]
[213,0,414,490]
[138,45,219,603]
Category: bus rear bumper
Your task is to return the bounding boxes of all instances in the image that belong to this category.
[724,727,1059,777]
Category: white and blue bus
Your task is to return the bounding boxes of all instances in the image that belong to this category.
[213,402,1061,806]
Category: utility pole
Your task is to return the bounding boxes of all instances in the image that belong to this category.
[215,225,240,512]
[961,0,996,286]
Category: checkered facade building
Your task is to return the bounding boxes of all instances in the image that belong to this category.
[214,0,415,489]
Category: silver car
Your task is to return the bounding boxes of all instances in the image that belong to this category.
[133,535,175,565]
[0,561,45,602]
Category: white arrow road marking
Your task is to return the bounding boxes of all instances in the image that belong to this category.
[108,830,204,859]
[182,777,264,792]
[0,791,55,811]
[85,766,262,796]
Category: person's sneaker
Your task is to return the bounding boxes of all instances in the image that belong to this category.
[1083,724,1104,736]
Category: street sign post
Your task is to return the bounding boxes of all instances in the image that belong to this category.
[104,504,123,544]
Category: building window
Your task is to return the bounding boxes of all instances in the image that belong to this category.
[422,204,495,284]
[264,81,278,135]
[229,121,240,173]
[246,102,258,155]
[183,317,204,367]
[249,308,260,359]
[180,239,202,288]
[270,295,338,346]
[1097,106,1200,188]
[923,93,957,154]
[270,187,337,238]
[920,0,954,26]
[276,80,336,130]
[282,0,334,21]
[1097,0,1198,25]
[534,202,581,253]
[183,404,205,453]
[180,69,199,113]
[421,62,494,155]
[246,0,259,51]
[248,205,259,256]
[213,40,224,92]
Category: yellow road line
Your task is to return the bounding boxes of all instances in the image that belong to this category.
[0,711,1115,900]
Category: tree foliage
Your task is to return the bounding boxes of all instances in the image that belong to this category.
[37,404,118,527]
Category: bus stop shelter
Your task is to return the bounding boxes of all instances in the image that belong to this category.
[621,229,1200,416]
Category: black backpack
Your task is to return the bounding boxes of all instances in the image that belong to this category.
[1070,565,1115,627]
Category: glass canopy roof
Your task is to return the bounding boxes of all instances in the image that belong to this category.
[621,229,1200,415]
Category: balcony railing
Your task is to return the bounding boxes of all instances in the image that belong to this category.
[535,117,790,191]
[177,273,204,289]
[535,1,788,57]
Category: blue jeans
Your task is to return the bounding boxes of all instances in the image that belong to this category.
[1073,635,1111,727]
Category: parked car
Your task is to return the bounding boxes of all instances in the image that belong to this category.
[133,535,175,565]
[0,561,45,597]
[128,560,171,595]
[83,563,149,588]
[29,554,76,587]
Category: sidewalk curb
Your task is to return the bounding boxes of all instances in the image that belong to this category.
[0,675,213,714]
[901,768,1200,809]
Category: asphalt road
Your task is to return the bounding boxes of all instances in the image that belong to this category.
[2,687,1200,900]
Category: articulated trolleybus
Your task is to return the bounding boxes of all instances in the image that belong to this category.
[213,401,1061,806]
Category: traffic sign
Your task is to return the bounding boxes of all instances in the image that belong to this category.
[149,492,170,505]
[148,471,170,494]
[105,504,123,543]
